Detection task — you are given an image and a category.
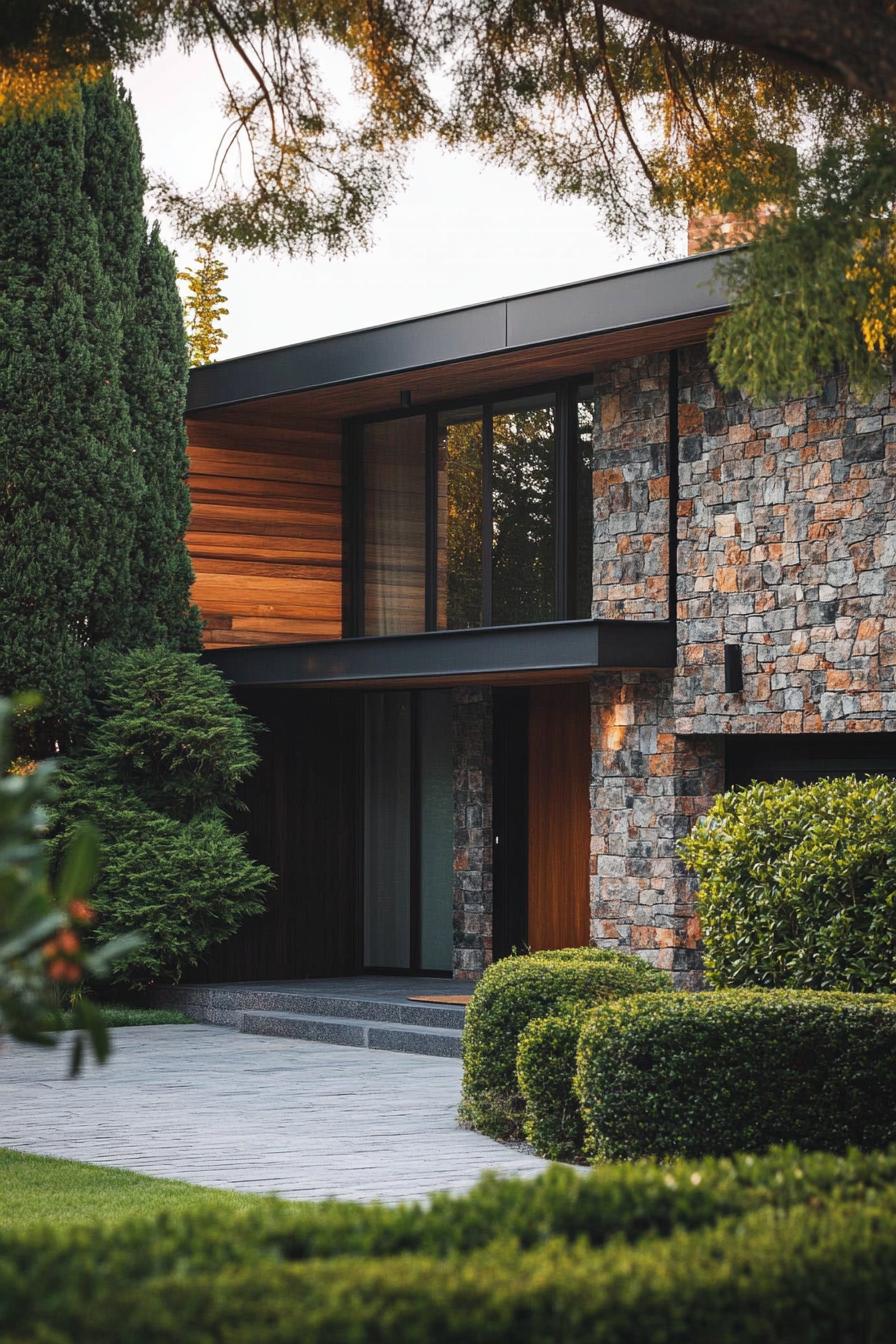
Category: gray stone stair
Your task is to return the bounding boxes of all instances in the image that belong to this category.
[237,1009,463,1058]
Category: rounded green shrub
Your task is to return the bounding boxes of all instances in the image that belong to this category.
[517,1006,589,1160]
[459,948,670,1140]
[576,988,896,1161]
[680,774,896,992]
[52,648,273,987]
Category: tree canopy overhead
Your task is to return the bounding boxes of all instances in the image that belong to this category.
[2,2,895,397]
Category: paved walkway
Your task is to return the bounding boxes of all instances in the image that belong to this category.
[0,1025,549,1203]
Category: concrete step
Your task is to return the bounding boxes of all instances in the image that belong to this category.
[238,1009,463,1058]
[150,986,467,1031]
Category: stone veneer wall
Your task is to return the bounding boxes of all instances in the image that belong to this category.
[589,344,896,984]
[590,673,722,989]
[592,351,671,619]
[452,687,492,978]
[675,345,896,732]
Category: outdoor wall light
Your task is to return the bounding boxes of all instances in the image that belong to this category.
[724,643,744,694]
[400,389,412,408]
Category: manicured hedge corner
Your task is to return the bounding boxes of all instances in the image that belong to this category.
[517,1008,589,1161]
[459,949,670,1141]
[4,1149,896,1343]
[577,988,896,1161]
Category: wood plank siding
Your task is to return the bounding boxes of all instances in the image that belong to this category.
[186,416,343,649]
[527,683,591,950]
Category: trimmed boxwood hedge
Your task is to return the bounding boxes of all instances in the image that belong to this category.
[577,988,896,1161]
[2,1150,896,1342]
[459,948,670,1140]
[517,1007,588,1160]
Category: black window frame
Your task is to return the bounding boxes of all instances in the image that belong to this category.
[343,376,594,638]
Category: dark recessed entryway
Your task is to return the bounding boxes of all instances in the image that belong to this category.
[725,733,896,788]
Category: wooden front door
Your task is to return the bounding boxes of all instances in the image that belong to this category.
[527,684,591,950]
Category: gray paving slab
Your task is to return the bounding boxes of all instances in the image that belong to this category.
[0,1024,548,1204]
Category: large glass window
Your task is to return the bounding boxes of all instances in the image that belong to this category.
[492,393,556,625]
[363,690,454,972]
[363,416,426,635]
[437,408,483,630]
[355,382,593,635]
[363,692,412,968]
[574,386,595,620]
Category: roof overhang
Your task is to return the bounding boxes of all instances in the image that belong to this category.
[187,249,732,416]
[204,619,677,690]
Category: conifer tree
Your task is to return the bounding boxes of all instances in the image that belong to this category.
[128,225,202,649]
[179,241,229,366]
[0,95,131,755]
[81,75,201,651]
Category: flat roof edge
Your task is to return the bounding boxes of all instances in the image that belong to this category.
[187,249,732,414]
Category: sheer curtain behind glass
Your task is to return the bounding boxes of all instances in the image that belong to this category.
[363,417,426,635]
[363,692,411,968]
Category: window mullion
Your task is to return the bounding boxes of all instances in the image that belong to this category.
[482,404,494,628]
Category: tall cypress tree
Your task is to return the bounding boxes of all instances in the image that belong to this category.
[1,77,201,754]
[0,95,132,755]
[127,224,202,649]
[81,75,200,651]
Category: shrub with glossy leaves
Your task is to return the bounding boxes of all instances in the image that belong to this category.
[576,988,896,1162]
[459,948,670,1140]
[680,774,896,992]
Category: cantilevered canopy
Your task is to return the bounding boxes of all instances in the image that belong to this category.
[187,250,730,421]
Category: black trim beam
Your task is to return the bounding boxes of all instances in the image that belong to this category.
[204,619,676,688]
[187,251,731,414]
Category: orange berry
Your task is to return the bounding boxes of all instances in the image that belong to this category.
[56,929,80,955]
[68,900,95,923]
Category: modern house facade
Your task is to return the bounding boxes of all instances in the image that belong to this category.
[184,247,896,989]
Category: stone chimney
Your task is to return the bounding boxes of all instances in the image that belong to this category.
[687,201,782,255]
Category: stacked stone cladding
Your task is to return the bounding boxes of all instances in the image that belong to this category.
[589,342,896,985]
[592,352,671,619]
[452,687,492,978]
[675,345,896,733]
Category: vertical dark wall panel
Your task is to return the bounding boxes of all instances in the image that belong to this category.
[191,688,361,982]
[492,688,529,960]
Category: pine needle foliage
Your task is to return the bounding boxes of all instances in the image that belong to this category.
[53,650,273,988]
[179,241,229,367]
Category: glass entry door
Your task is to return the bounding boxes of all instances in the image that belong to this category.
[362,690,454,972]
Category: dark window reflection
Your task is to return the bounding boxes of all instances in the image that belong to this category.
[574,386,594,619]
[491,394,556,626]
[437,408,483,629]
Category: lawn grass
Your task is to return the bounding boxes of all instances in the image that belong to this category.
[58,1004,192,1029]
[0,1149,271,1228]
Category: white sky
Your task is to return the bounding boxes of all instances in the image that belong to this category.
[124,39,683,362]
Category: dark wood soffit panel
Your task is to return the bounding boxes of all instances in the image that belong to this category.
[187,313,715,428]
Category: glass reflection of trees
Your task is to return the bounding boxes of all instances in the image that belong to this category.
[439,413,483,630]
[492,401,555,625]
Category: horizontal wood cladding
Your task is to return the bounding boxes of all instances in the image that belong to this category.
[186,416,343,649]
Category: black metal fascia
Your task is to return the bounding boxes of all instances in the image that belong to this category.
[187,250,732,414]
[203,619,677,688]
